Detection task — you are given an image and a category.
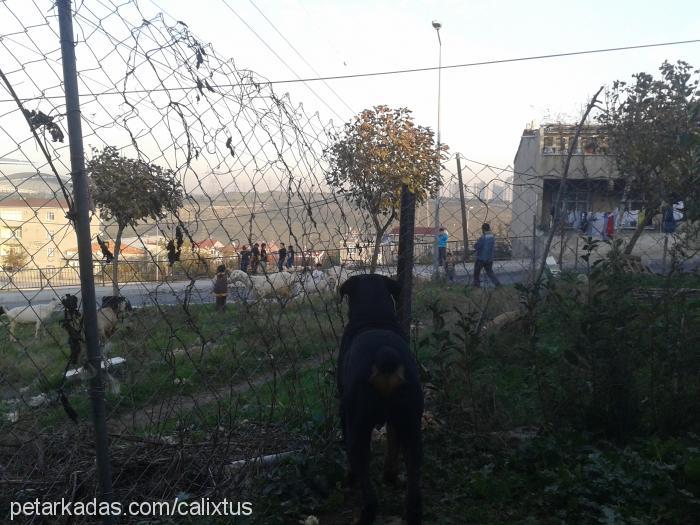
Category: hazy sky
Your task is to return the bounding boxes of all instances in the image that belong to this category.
[145,0,700,169]
[0,0,698,187]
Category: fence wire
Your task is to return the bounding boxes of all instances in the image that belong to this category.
[0,0,698,523]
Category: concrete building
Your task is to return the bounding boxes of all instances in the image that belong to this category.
[510,124,629,259]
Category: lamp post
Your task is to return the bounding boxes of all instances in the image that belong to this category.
[466,205,473,242]
[431,20,442,280]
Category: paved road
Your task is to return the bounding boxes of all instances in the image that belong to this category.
[0,279,221,310]
[0,264,532,310]
[3,254,694,310]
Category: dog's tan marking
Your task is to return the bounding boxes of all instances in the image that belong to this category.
[369,365,405,397]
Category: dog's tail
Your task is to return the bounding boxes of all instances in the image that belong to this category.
[369,345,405,397]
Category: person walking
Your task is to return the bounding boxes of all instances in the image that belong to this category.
[250,243,260,274]
[212,264,229,312]
[277,242,287,272]
[239,245,251,273]
[260,243,269,273]
[286,244,295,269]
[437,227,449,268]
[445,251,456,282]
[473,223,501,288]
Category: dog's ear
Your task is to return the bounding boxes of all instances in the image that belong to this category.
[381,275,401,303]
[338,275,355,300]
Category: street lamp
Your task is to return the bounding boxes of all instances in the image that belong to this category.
[431,20,442,280]
[466,205,474,256]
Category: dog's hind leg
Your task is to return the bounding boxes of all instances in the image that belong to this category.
[383,423,400,484]
[402,424,423,525]
[349,422,377,525]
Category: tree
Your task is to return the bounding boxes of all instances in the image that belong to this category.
[87,147,184,296]
[598,61,700,254]
[327,106,446,272]
[1,247,28,271]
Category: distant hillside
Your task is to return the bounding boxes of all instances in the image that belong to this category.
[101,191,512,251]
[0,172,72,198]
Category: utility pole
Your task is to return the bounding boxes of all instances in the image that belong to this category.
[456,155,469,262]
[57,1,115,522]
[431,20,443,280]
[396,185,416,338]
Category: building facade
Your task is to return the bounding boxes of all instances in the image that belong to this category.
[510,124,625,258]
[0,198,100,270]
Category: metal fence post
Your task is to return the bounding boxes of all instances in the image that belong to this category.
[397,184,416,339]
[531,214,537,280]
[57,1,115,521]
[456,155,469,262]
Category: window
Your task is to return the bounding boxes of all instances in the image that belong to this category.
[543,136,554,154]
[45,210,55,221]
[0,226,21,239]
[47,247,55,258]
[556,190,590,228]
[0,210,22,221]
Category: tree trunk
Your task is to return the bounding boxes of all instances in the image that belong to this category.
[623,206,653,255]
[370,211,395,273]
[111,226,124,297]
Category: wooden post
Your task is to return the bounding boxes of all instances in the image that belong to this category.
[396,184,416,339]
[456,155,469,262]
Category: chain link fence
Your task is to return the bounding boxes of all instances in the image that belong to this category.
[1,1,698,523]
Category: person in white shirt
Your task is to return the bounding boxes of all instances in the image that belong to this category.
[312,263,325,284]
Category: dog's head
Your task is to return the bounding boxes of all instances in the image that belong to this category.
[339,274,401,324]
[62,293,79,313]
[101,296,132,314]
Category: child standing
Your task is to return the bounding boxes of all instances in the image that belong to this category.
[212,264,228,312]
[445,251,456,282]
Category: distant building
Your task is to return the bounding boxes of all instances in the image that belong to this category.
[502,176,514,202]
[387,226,438,247]
[193,239,225,257]
[0,198,100,270]
[509,123,654,259]
[477,181,489,201]
[491,184,505,202]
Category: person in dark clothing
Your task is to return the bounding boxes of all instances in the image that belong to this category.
[212,264,228,312]
[239,245,251,273]
[445,251,456,282]
[473,223,501,288]
[286,245,295,269]
[277,242,287,272]
[250,243,260,274]
[260,243,268,273]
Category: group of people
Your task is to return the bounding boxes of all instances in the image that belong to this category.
[438,224,501,288]
[214,225,503,312]
[238,242,297,274]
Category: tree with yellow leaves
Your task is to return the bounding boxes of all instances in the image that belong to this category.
[327,105,446,272]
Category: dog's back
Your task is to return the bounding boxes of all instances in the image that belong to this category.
[340,329,422,424]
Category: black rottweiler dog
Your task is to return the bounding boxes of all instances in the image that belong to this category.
[338,274,423,525]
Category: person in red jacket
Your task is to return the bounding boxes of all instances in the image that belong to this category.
[606,213,615,238]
